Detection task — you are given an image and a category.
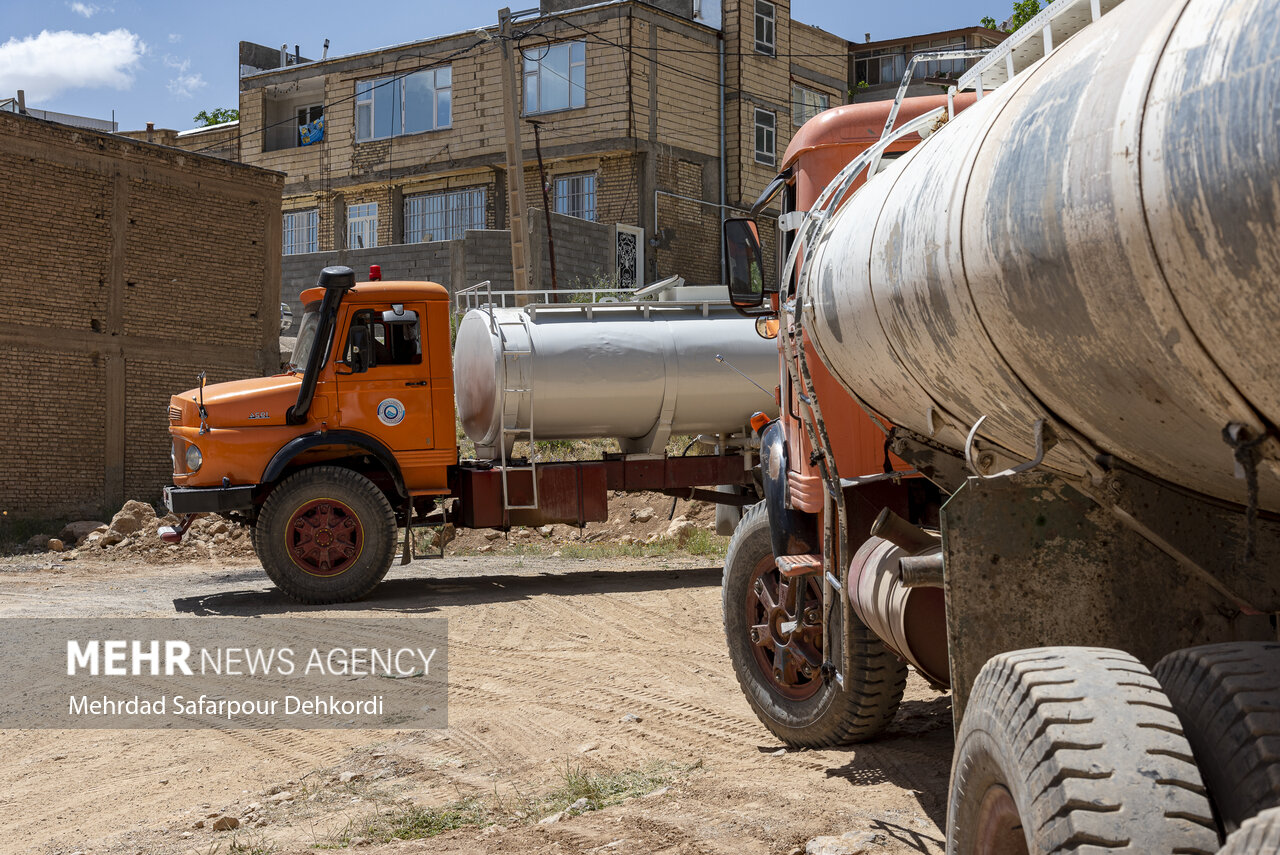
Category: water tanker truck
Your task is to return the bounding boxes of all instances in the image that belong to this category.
[721,0,1280,850]
[160,277,775,604]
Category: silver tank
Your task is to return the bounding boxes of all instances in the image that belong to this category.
[805,0,1280,510]
[454,303,779,456]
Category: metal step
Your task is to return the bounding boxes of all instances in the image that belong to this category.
[775,554,822,577]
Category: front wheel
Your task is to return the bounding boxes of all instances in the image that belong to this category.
[722,502,907,748]
[256,466,398,604]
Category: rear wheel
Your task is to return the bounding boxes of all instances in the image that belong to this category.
[256,466,397,604]
[948,647,1218,854]
[1153,641,1280,834]
[1218,806,1280,854]
[722,502,906,747]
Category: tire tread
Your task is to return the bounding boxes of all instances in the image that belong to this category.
[1154,642,1280,834]
[948,647,1219,854]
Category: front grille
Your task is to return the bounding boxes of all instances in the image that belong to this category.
[168,406,182,422]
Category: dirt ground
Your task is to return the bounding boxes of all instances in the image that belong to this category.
[0,498,953,855]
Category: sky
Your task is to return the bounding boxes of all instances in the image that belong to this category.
[0,0,1005,132]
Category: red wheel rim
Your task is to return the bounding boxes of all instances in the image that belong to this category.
[285,498,364,577]
[974,784,1028,855]
[745,552,824,701]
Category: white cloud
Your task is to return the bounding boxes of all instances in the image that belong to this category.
[0,29,144,101]
[69,2,100,17]
[168,33,182,43]
[162,54,204,97]
[167,72,205,98]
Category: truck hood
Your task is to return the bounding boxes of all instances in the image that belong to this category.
[171,374,301,428]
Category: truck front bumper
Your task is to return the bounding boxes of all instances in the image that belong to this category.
[163,484,256,514]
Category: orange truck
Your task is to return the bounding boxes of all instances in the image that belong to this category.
[721,1,1280,850]
[719,93,969,746]
[161,267,767,604]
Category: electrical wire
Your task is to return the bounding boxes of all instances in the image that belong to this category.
[188,39,486,155]
[533,12,850,111]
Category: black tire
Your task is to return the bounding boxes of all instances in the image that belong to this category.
[722,502,907,748]
[1153,642,1280,835]
[1217,806,1280,854]
[948,647,1219,855]
[255,466,397,604]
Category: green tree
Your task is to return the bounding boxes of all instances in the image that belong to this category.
[193,107,239,126]
[981,0,1042,32]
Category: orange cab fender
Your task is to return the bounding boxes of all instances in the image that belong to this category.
[261,430,408,499]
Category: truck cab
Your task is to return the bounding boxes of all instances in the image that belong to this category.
[164,265,455,601]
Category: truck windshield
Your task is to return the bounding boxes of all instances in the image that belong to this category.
[289,301,328,372]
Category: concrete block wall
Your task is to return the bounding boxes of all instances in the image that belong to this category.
[281,243,456,317]
[528,209,615,290]
[0,111,283,520]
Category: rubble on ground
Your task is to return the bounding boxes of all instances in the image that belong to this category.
[20,499,254,564]
[10,489,728,564]
[439,491,725,555]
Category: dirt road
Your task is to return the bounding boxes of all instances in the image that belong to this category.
[0,550,951,855]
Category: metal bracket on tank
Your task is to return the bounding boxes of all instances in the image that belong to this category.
[964,416,1057,479]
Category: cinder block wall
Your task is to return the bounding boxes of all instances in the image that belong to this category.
[0,111,283,520]
[280,212,617,318]
[281,244,456,317]
[528,209,615,290]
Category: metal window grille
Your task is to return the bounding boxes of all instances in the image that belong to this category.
[754,109,776,166]
[792,85,829,126]
[283,209,319,255]
[553,173,596,221]
[347,202,378,249]
[404,188,487,243]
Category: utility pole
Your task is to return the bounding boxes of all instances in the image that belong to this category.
[498,8,531,301]
[528,119,559,296]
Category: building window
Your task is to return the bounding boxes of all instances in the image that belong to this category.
[754,109,775,166]
[553,173,596,221]
[792,84,829,126]
[912,38,968,78]
[854,39,971,88]
[854,48,906,87]
[754,1,776,55]
[283,209,319,255]
[524,41,586,114]
[404,187,487,243]
[355,66,452,141]
[348,202,378,249]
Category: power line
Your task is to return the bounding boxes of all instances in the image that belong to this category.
[189,39,486,155]
[531,13,847,114]
[514,22,839,129]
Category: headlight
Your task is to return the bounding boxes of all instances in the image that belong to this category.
[171,439,178,472]
[186,444,203,473]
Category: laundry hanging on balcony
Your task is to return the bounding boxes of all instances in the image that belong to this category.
[299,115,325,146]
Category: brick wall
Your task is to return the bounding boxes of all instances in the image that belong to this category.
[0,111,283,520]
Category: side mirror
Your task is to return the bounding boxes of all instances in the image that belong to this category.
[755,316,779,339]
[724,218,767,313]
[346,325,371,373]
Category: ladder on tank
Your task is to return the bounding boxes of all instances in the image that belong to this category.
[495,311,538,515]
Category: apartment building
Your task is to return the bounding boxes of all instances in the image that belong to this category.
[218,1,999,296]
[851,27,1006,102]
